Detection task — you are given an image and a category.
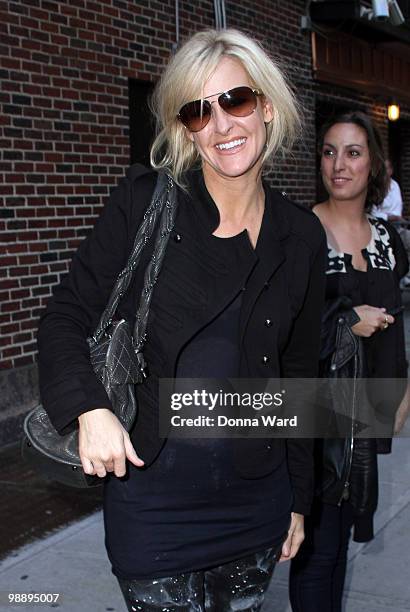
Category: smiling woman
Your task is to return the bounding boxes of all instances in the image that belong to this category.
[289,111,409,612]
[321,123,371,200]
[38,28,327,612]
[150,28,301,188]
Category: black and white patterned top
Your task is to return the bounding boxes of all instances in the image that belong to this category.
[326,215,396,275]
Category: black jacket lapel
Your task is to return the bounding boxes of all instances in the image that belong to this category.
[239,186,289,343]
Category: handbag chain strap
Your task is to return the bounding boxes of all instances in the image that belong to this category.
[91,172,177,376]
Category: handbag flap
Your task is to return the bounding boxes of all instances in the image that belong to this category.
[90,319,141,385]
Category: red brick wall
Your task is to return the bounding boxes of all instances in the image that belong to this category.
[1,0,409,369]
[0,0,210,369]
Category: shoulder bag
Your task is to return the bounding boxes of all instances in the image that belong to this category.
[21,169,177,488]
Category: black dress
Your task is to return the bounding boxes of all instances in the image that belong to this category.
[104,292,292,580]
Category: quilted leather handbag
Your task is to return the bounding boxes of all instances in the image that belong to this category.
[22,170,178,487]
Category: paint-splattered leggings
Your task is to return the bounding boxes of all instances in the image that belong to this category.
[117,545,281,611]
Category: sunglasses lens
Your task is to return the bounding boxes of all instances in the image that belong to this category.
[178,100,211,132]
[177,87,260,131]
[219,87,258,117]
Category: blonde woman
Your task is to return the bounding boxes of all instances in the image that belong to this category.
[38,29,326,611]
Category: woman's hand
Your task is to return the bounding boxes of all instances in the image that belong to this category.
[394,384,410,435]
[351,305,395,337]
[78,408,144,478]
[278,512,304,562]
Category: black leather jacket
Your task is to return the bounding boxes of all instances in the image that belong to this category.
[314,297,379,515]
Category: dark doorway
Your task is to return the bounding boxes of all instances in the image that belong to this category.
[128,79,155,167]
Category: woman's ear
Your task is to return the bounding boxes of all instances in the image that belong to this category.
[184,126,194,143]
[262,97,274,124]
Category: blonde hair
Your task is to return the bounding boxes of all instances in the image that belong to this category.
[150,28,301,186]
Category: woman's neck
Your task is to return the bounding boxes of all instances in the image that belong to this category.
[324,195,367,226]
[203,164,265,224]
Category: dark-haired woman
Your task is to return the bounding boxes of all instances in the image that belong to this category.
[289,112,409,612]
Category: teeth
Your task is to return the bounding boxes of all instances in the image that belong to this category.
[216,138,246,150]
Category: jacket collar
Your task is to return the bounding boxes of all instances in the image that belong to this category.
[237,185,289,340]
[184,167,291,245]
[256,183,290,267]
[184,167,221,234]
[184,168,292,342]
[182,167,291,297]
[164,168,293,353]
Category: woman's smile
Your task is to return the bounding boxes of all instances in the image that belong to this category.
[215,137,247,152]
[331,176,352,186]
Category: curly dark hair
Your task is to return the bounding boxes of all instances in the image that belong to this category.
[317,111,388,211]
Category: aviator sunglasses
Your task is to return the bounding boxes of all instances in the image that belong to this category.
[177,86,264,132]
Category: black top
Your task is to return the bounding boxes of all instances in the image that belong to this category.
[325,215,407,383]
[104,294,292,580]
[352,268,368,303]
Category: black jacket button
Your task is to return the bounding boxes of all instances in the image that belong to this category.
[262,355,270,364]
[174,233,182,243]
[264,282,269,290]
[265,319,272,327]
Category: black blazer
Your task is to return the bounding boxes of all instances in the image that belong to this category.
[38,166,327,515]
